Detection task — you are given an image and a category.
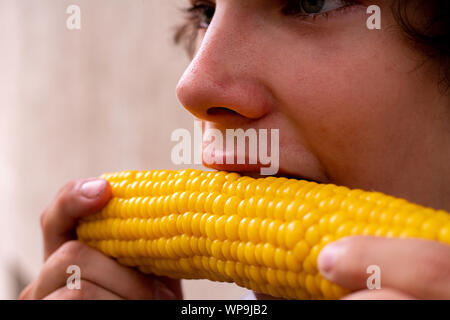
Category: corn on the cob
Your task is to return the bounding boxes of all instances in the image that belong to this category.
[76,169,450,300]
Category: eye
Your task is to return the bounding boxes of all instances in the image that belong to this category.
[188,1,215,29]
[303,0,327,13]
[284,0,354,16]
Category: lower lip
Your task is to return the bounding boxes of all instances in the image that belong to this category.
[202,151,272,170]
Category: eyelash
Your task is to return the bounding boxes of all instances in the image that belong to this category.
[176,0,360,56]
[283,0,358,21]
[185,0,359,29]
[186,1,215,30]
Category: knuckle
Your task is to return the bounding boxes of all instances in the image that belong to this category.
[39,210,47,231]
[417,244,450,286]
[18,284,33,300]
[52,240,86,266]
[53,181,78,211]
[40,180,79,233]
[335,237,370,279]
[40,207,54,234]
[65,280,92,300]
[343,237,368,263]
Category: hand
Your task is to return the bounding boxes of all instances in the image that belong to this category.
[317,236,450,300]
[20,178,182,300]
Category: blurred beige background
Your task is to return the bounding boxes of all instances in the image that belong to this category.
[0,0,248,299]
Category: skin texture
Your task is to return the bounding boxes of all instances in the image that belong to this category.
[21,0,450,300]
[175,0,450,299]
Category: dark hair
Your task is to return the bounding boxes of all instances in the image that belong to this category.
[391,0,449,89]
[175,1,450,88]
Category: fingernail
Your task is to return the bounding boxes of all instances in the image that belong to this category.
[154,286,176,300]
[80,180,106,199]
[318,241,346,276]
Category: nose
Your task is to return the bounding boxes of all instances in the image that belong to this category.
[176,10,273,124]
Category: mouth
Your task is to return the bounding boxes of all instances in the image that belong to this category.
[204,162,321,183]
[201,149,324,184]
[239,170,320,183]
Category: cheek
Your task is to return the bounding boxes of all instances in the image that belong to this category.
[271,30,424,181]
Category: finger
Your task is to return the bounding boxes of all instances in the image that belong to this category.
[43,280,123,300]
[41,178,112,260]
[342,288,416,300]
[19,283,33,300]
[29,241,178,300]
[159,276,183,299]
[317,236,450,299]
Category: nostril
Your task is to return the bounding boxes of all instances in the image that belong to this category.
[206,107,240,117]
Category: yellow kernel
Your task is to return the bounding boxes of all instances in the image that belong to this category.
[214,215,227,240]
[259,219,270,242]
[229,241,239,261]
[293,240,310,261]
[285,200,300,221]
[439,224,450,244]
[285,221,303,248]
[245,197,258,217]
[199,213,209,236]
[305,274,320,297]
[335,221,355,238]
[206,215,218,240]
[204,192,217,213]
[276,223,287,248]
[274,248,287,270]
[362,225,378,236]
[236,242,246,263]
[303,210,320,228]
[276,269,287,287]
[328,212,345,234]
[221,240,231,260]
[224,196,240,216]
[198,237,207,255]
[254,243,265,265]
[194,193,207,212]
[266,268,278,286]
[225,215,240,241]
[244,242,256,265]
[256,198,270,218]
[248,265,262,283]
[190,213,202,237]
[286,271,298,288]
[274,200,288,220]
[244,182,257,199]
[305,225,320,246]
[262,243,276,268]
[212,194,226,215]
[186,192,197,212]
[247,218,262,243]
[267,220,281,244]
[224,261,236,279]
[238,217,250,241]
[266,201,276,219]
[421,218,441,240]
[286,251,301,273]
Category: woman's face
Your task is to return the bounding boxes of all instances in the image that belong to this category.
[176,0,450,210]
